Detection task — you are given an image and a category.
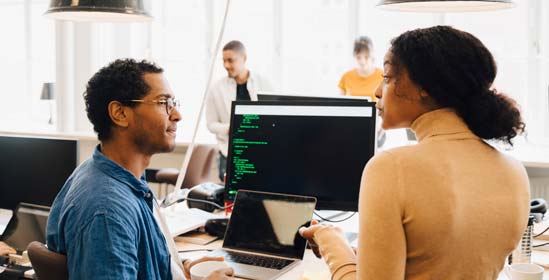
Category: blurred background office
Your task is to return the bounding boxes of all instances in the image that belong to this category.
[0,0,548,198]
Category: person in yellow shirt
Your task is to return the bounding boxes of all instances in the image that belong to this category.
[338,36,383,101]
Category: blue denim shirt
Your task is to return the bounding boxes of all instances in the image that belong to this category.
[46,146,173,280]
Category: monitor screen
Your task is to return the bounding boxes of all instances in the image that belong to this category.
[223,190,316,259]
[225,101,377,211]
[0,135,78,211]
[0,203,50,252]
[257,93,371,102]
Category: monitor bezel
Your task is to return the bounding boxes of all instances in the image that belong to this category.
[222,189,317,259]
[0,134,79,211]
[225,100,377,211]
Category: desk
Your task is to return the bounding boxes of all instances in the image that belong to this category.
[176,239,330,279]
[176,212,549,280]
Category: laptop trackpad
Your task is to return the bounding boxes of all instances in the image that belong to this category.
[231,262,289,280]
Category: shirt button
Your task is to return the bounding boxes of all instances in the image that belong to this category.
[145,193,151,198]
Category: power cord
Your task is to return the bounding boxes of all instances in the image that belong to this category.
[533,242,549,248]
[534,226,549,238]
[313,211,356,223]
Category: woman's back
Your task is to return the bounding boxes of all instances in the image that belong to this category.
[357,109,530,279]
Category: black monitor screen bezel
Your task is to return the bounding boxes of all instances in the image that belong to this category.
[222,190,316,259]
[225,100,377,211]
[0,135,79,211]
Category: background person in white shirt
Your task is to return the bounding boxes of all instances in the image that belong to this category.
[206,40,273,181]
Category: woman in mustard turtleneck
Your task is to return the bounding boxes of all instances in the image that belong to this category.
[300,26,530,280]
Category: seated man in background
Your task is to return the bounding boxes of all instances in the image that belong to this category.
[46,59,231,280]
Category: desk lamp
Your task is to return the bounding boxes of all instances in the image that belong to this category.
[377,0,515,12]
[40,82,55,125]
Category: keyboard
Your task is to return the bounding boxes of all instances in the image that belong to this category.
[215,250,293,270]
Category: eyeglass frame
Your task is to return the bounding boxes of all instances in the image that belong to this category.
[124,98,181,115]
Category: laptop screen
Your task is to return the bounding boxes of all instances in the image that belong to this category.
[0,203,50,252]
[223,190,316,259]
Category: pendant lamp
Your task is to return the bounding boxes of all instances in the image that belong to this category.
[377,0,515,12]
[44,0,152,22]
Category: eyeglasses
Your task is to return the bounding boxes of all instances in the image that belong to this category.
[125,98,181,115]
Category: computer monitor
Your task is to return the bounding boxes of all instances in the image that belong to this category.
[225,101,377,211]
[257,93,371,102]
[0,135,78,211]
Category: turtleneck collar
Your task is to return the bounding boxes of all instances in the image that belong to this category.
[410,108,479,143]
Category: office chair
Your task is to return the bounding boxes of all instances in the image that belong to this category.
[156,144,220,189]
[27,241,68,280]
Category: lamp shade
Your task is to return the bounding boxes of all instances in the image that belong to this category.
[40,83,55,100]
[377,0,515,12]
[44,0,152,22]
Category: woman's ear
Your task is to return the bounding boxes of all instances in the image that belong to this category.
[108,101,130,128]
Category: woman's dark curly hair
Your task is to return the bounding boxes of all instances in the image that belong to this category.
[84,58,163,141]
[390,26,525,145]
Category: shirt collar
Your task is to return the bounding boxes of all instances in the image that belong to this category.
[410,108,479,143]
[92,145,151,197]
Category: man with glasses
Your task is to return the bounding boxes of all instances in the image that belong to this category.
[46,59,232,280]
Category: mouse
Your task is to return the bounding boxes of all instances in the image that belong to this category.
[205,218,229,239]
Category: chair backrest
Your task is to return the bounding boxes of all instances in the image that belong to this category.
[182,144,218,188]
[155,144,219,188]
[27,241,68,280]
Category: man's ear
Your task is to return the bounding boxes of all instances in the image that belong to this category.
[242,53,247,63]
[108,101,130,128]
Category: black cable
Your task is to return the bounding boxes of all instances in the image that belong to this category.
[533,242,549,248]
[534,226,549,238]
[313,211,356,223]
[178,248,214,253]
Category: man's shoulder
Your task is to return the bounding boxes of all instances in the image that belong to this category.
[60,161,142,219]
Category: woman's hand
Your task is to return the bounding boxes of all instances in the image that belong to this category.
[299,220,344,258]
[0,242,16,256]
[183,256,225,279]
[205,267,234,280]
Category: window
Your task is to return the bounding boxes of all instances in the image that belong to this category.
[0,0,54,132]
[1,0,548,152]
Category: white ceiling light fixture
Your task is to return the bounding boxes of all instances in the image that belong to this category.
[44,0,152,22]
[377,0,515,13]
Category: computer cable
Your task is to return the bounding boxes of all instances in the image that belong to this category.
[313,211,357,223]
[534,226,549,238]
[533,242,549,248]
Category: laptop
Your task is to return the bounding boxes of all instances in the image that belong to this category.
[0,203,50,254]
[212,190,316,280]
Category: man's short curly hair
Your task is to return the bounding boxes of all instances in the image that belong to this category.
[84,58,163,141]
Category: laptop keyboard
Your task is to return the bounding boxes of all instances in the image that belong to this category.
[215,250,293,270]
